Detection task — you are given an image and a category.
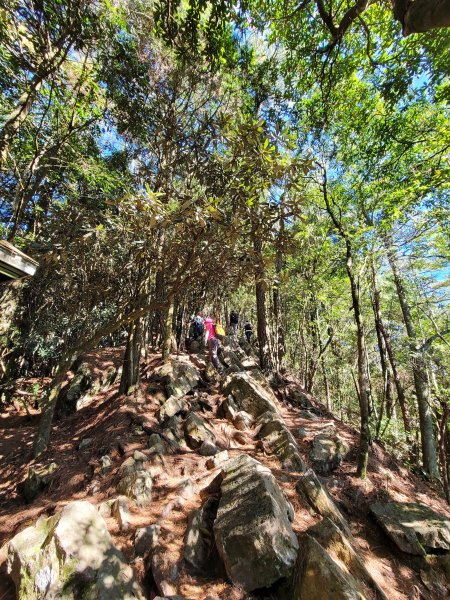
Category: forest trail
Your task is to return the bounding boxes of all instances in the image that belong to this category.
[1,346,449,599]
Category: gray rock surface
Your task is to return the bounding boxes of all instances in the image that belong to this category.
[310,432,348,475]
[370,501,450,556]
[159,395,190,421]
[258,418,306,472]
[135,524,161,557]
[117,455,152,506]
[222,372,280,418]
[213,454,298,591]
[152,359,201,399]
[184,412,216,449]
[233,410,254,431]
[206,450,229,470]
[290,535,368,599]
[309,518,388,600]
[19,462,59,503]
[6,500,145,599]
[198,440,219,456]
[184,497,220,574]
[56,362,93,417]
[112,495,131,530]
[78,437,93,450]
[296,469,351,536]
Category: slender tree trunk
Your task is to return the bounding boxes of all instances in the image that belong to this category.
[322,171,370,477]
[253,234,274,372]
[378,316,413,435]
[273,208,285,371]
[321,355,331,410]
[33,352,77,457]
[438,402,450,502]
[0,78,44,166]
[119,319,142,395]
[162,296,175,362]
[370,264,394,438]
[385,238,439,479]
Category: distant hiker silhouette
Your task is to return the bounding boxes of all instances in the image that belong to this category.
[244,320,253,343]
[229,310,239,337]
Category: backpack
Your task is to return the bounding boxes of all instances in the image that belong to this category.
[193,316,204,338]
[215,323,226,339]
[230,311,239,324]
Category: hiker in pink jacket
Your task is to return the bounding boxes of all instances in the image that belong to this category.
[204,316,222,371]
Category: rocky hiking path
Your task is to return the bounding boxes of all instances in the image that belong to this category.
[0,343,449,599]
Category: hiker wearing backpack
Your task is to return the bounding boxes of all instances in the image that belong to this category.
[192,314,204,340]
[244,320,253,343]
[204,315,224,371]
[229,310,239,337]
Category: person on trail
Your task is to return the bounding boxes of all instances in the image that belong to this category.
[244,320,253,343]
[191,314,204,340]
[229,310,239,337]
[204,315,222,371]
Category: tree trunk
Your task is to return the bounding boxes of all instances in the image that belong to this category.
[119,319,142,395]
[253,234,274,372]
[0,78,45,166]
[321,355,332,410]
[32,352,77,457]
[394,0,450,35]
[385,238,439,480]
[349,255,371,479]
[322,172,370,477]
[162,296,175,362]
[370,264,394,437]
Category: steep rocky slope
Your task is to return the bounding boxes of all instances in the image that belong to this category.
[0,341,449,599]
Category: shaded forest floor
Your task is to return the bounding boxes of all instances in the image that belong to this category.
[0,348,449,599]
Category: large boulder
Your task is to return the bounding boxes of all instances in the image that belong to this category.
[56,362,93,417]
[296,469,351,536]
[259,418,305,472]
[152,359,201,400]
[213,454,298,591]
[6,500,145,599]
[184,497,222,574]
[290,535,368,599]
[370,501,450,556]
[222,372,280,419]
[310,431,348,475]
[18,462,59,503]
[117,454,153,507]
[309,518,388,600]
[159,395,190,421]
[184,412,216,449]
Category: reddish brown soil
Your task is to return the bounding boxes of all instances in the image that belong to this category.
[0,349,449,599]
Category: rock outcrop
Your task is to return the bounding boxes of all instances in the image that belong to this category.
[296,469,351,536]
[6,500,145,599]
[18,462,59,503]
[152,359,201,400]
[370,501,450,556]
[184,412,216,449]
[290,535,369,599]
[310,430,348,475]
[117,453,153,507]
[222,371,280,418]
[258,414,305,472]
[184,497,220,574]
[309,518,388,600]
[213,454,298,591]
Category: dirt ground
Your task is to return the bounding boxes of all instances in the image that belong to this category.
[0,349,449,599]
